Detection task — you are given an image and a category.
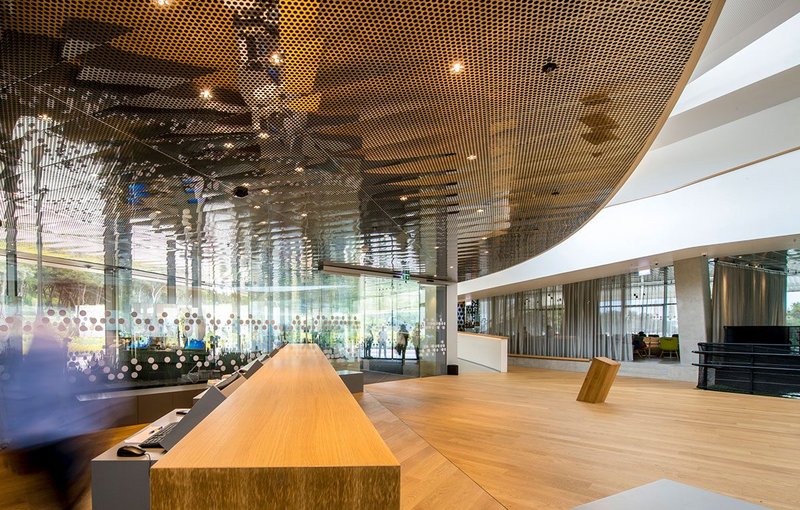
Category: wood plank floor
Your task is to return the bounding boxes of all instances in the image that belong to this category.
[357,393,503,510]
[365,367,800,510]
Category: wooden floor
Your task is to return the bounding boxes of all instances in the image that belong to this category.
[358,393,503,510]
[3,367,799,509]
[365,367,800,510]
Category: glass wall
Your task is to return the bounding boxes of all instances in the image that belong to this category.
[0,253,447,393]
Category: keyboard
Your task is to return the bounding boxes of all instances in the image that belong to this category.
[139,422,179,449]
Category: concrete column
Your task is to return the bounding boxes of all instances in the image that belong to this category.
[674,257,712,365]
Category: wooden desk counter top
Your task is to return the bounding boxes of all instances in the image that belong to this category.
[151,344,400,509]
[458,331,509,341]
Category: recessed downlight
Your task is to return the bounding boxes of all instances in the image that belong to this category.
[301,213,307,217]
[476,208,485,213]
[400,195,408,201]
[199,89,212,99]
[223,142,234,149]
[269,52,284,66]
[253,205,261,209]
[294,166,304,173]
[449,61,465,74]
[257,132,270,139]
[481,236,487,240]
[466,154,478,161]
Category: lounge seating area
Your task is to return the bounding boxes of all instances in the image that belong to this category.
[634,334,680,361]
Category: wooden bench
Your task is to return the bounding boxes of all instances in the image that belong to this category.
[150,344,399,509]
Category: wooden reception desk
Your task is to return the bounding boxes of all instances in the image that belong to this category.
[151,344,400,509]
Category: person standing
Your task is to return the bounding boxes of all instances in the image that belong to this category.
[397,324,409,366]
[378,326,388,358]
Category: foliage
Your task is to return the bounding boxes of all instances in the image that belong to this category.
[787,302,800,326]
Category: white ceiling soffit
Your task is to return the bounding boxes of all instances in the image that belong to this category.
[675,11,800,115]
[457,150,800,299]
[688,0,800,81]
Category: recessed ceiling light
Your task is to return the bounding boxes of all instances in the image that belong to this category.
[484,250,489,254]
[449,265,454,269]
[257,132,270,139]
[200,89,212,99]
[294,166,304,173]
[301,213,307,217]
[261,189,269,194]
[223,142,234,149]
[269,52,284,66]
[449,61,465,74]
[476,208,485,213]
[38,113,50,121]
[433,274,437,278]
[154,0,172,6]
[434,246,439,250]
[400,195,408,201]
[466,154,478,161]
[481,236,487,240]
[259,221,267,225]
[253,205,261,209]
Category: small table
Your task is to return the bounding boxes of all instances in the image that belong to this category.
[572,479,770,510]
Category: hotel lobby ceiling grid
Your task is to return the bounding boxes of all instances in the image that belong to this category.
[0,0,719,285]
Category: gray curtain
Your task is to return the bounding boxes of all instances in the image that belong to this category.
[712,262,787,342]
[480,276,632,361]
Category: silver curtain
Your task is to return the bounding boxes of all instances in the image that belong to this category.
[712,262,787,342]
[479,275,632,361]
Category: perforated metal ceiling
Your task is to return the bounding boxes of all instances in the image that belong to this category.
[0,0,721,286]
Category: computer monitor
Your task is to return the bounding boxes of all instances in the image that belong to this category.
[160,373,247,451]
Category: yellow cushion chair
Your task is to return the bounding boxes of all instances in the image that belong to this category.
[658,337,679,360]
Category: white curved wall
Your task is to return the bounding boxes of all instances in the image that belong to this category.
[459,150,800,298]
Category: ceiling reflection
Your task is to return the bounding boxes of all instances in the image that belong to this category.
[1,0,718,286]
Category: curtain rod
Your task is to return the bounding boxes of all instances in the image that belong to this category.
[714,259,788,276]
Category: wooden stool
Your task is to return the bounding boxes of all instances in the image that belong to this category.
[577,356,621,403]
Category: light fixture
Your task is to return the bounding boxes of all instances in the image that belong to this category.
[483,250,489,254]
[476,208,484,213]
[449,61,465,74]
[269,52,284,66]
[38,113,50,121]
[466,154,478,161]
[434,246,439,250]
[254,205,261,209]
[223,142,234,149]
[200,89,212,99]
[400,195,408,201]
[449,265,454,269]
[154,0,172,5]
[261,189,269,194]
[301,213,307,217]
[257,132,270,139]
[259,221,267,225]
[481,236,487,240]
[294,166,304,173]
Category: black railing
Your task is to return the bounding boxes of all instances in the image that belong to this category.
[694,343,800,398]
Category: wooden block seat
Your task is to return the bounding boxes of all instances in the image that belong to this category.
[577,356,621,403]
